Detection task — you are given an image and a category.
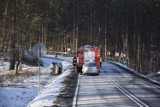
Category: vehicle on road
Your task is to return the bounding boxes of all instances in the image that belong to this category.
[82,61,99,75]
[77,45,100,75]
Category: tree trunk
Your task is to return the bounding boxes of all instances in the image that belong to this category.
[104,0,107,61]
[90,0,93,44]
[9,0,16,71]
[125,13,129,66]
[75,27,78,52]
[16,61,20,73]
[72,0,76,53]
[1,0,9,55]
[137,35,140,71]
[134,3,137,61]
[16,48,23,73]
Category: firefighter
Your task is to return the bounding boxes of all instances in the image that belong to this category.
[72,56,77,67]
[100,56,102,68]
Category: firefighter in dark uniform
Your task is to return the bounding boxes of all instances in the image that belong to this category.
[73,56,77,67]
[100,56,102,68]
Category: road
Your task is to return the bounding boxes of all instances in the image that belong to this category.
[73,62,160,107]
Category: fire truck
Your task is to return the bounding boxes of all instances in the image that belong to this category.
[77,45,100,75]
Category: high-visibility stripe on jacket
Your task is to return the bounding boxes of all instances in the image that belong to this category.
[100,57,102,62]
[73,58,77,64]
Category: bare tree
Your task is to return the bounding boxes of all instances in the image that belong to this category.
[9,0,16,70]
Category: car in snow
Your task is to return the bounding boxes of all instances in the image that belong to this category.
[82,62,99,75]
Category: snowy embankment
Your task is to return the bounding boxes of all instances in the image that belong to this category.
[28,56,74,107]
[27,70,72,107]
[146,71,160,82]
[111,61,160,84]
[0,55,74,107]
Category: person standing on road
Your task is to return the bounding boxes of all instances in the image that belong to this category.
[100,56,102,68]
[73,56,77,67]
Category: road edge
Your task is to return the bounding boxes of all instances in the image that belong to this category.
[72,74,80,107]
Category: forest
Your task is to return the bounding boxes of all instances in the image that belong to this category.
[0,0,159,74]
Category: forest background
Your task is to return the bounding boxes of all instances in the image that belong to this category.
[0,0,159,74]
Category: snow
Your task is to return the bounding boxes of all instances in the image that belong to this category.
[0,61,10,73]
[0,86,37,107]
[28,70,71,107]
[147,71,160,82]
[0,55,73,107]
[113,61,160,84]
[41,55,73,70]
[1,56,159,107]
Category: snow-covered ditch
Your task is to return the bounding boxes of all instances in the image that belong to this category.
[0,55,74,107]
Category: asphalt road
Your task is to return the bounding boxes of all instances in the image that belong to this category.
[73,62,160,107]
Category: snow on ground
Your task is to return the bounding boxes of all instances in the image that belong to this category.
[147,71,160,82]
[0,55,73,107]
[112,61,160,84]
[27,70,71,107]
[1,56,159,107]
[0,61,10,73]
[0,85,37,107]
[41,55,73,70]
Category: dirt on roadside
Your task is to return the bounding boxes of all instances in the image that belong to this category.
[53,70,78,107]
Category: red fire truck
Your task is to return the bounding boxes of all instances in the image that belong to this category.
[77,45,100,75]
